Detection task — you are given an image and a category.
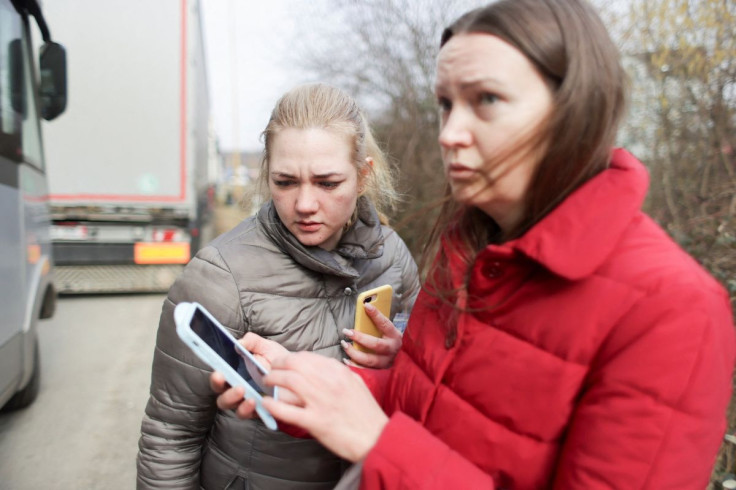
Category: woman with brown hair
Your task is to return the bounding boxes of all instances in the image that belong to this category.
[213,1,735,488]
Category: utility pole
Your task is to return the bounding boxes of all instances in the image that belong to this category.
[229,0,241,172]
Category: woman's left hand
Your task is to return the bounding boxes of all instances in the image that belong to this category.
[342,303,403,368]
[262,351,389,463]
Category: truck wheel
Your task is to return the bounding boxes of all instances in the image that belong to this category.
[3,339,41,411]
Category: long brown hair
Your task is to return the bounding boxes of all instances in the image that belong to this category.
[422,0,628,297]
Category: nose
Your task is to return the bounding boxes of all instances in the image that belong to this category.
[438,107,473,150]
[295,185,319,214]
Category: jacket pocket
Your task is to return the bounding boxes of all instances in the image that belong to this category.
[200,444,247,490]
[224,476,247,490]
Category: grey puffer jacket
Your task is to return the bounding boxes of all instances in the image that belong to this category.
[136,197,420,490]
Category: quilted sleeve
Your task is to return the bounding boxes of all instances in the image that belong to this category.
[361,412,496,489]
[553,283,735,489]
[136,245,243,489]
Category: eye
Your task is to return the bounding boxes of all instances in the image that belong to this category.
[272,179,295,188]
[318,181,340,189]
[479,92,499,105]
[437,96,452,113]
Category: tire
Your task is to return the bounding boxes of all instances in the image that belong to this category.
[2,338,41,411]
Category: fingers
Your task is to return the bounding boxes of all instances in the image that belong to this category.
[211,375,257,419]
[342,309,402,367]
[364,304,401,339]
[240,333,275,360]
[271,386,303,406]
[345,347,394,369]
[343,328,392,353]
[265,356,313,396]
[238,332,292,372]
[343,328,401,355]
[234,398,257,419]
[210,371,229,394]
[268,352,350,402]
[341,340,392,368]
[215,384,244,410]
[262,397,311,430]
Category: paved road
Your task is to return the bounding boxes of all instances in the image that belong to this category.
[0,294,165,489]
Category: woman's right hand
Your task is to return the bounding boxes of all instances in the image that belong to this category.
[210,332,290,419]
[342,303,403,369]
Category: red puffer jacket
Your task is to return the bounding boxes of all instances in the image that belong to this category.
[358,149,735,489]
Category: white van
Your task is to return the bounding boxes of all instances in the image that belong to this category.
[0,0,66,410]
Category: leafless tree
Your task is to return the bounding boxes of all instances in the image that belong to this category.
[290,0,486,257]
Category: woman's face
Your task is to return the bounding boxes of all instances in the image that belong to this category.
[435,33,554,232]
[268,127,360,251]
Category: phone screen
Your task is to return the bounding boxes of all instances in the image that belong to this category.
[190,308,274,397]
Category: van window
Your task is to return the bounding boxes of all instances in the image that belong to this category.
[0,0,23,162]
[19,26,42,168]
[0,0,43,168]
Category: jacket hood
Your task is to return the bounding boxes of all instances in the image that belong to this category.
[258,196,385,279]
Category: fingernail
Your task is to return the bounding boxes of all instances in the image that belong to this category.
[364,303,376,312]
[341,339,351,350]
[342,328,354,337]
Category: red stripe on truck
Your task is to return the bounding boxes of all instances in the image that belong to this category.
[179,0,188,201]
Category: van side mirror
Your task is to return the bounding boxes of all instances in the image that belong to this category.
[39,41,66,121]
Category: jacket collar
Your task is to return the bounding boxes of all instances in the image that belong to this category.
[258,196,385,279]
[497,148,649,280]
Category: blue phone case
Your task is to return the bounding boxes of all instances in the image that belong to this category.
[174,301,278,430]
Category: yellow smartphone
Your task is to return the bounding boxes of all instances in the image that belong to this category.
[353,285,393,353]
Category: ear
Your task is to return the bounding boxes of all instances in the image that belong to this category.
[363,156,374,173]
[358,157,373,194]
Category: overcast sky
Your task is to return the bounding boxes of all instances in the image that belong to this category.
[198,0,493,154]
[200,0,313,153]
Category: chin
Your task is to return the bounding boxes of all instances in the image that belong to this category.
[296,233,330,249]
[451,190,475,206]
[296,236,321,247]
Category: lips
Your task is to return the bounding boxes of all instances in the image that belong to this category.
[296,221,321,232]
[447,163,476,180]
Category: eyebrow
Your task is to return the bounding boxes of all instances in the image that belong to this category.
[270,171,344,179]
[435,76,505,92]
[312,172,344,179]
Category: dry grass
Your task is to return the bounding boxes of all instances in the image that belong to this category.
[213,202,251,237]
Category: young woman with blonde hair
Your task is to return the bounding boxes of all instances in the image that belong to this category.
[137,83,419,489]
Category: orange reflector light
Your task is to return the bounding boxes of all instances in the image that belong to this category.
[27,244,41,264]
[134,242,190,265]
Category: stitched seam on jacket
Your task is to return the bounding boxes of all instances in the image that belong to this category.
[149,346,216,413]
[402,346,558,444]
[638,323,709,490]
[198,248,247,334]
[591,294,711,411]
[320,277,345,346]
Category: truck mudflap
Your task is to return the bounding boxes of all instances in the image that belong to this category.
[55,264,183,294]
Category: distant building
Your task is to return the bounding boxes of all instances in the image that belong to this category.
[219,150,262,212]
[221,150,262,186]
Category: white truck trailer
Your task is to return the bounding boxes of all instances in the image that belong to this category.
[41,0,217,293]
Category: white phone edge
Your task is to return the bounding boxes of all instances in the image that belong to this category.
[173,302,278,431]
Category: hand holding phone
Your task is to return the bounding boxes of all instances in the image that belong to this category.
[174,301,278,430]
[353,285,393,354]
